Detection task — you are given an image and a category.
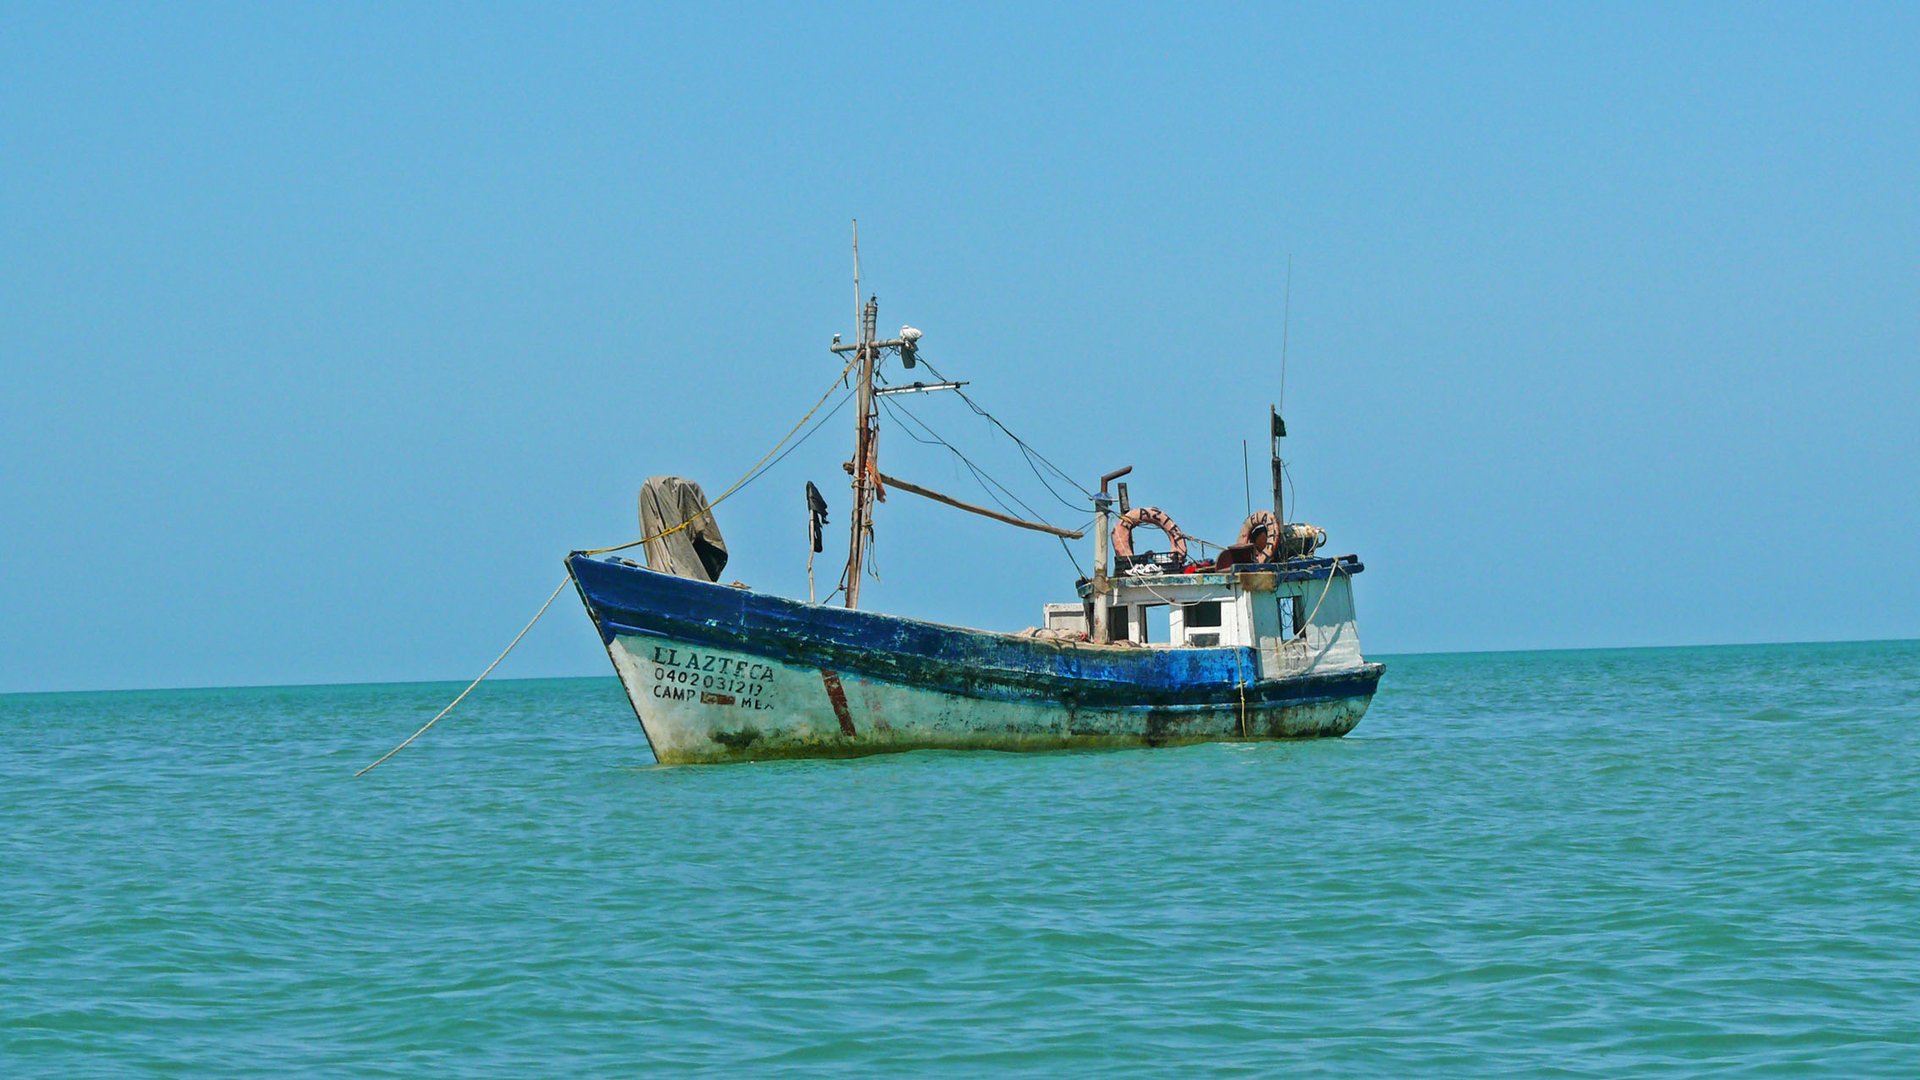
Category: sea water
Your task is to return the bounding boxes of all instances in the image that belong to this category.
[4,640,1917,1075]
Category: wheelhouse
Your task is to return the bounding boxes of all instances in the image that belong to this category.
[1053,556,1367,679]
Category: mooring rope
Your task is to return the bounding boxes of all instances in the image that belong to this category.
[354,352,862,776]
[355,577,569,777]
[1231,640,1250,739]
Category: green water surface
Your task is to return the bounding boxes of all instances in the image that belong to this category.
[4,641,1917,1074]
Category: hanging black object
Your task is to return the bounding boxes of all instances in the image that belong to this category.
[805,481,830,553]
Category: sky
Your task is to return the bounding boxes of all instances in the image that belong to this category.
[3,3,1916,693]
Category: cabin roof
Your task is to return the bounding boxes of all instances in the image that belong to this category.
[1076,555,1364,601]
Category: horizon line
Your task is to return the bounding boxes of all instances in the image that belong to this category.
[3,634,1915,699]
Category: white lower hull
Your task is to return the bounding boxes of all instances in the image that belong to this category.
[605,632,1377,765]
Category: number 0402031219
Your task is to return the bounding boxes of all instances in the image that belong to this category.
[653,666,771,696]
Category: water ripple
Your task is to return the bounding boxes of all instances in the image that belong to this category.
[4,642,1918,1074]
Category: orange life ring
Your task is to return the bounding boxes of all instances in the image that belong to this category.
[1112,506,1188,560]
[1234,511,1280,562]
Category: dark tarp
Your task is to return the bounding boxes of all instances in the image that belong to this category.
[638,476,728,582]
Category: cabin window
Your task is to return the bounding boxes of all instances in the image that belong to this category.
[1183,601,1222,628]
[1106,606,1132,643]
[1289,595,1305,635]
[1146,605,1171,644]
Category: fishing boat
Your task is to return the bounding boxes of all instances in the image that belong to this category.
[567,290,1383,764]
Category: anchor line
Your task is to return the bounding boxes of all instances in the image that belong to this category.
[354,577,569,776]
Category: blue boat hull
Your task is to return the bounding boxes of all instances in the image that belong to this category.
[568,554,1383,764]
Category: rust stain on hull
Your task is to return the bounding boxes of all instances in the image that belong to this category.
[819,669,858,736]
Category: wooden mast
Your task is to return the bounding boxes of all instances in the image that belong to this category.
[843,293,879,609]
[826,226,938,608]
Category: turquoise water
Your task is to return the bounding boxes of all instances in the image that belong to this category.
[4,640,1917,1075]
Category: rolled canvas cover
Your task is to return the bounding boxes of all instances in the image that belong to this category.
[638,476,728,582]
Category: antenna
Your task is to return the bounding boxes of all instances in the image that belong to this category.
[1272,255,1294,531]
[852,219,862,337]
[1279,253,1293,408]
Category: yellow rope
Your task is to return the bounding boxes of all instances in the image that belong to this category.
[1231,639,1250,739]
[579,352,861,557]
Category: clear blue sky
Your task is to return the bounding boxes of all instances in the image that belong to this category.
[3,3,1915,693]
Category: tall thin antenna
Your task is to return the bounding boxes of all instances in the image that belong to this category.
[851,219,862,335]
[1279,253,1293,408]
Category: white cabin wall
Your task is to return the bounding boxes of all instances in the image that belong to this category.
[1249,575,1366,677]
[1300,576,1364,671]
[1079,574,1363,663]
[1250,586,1296,678]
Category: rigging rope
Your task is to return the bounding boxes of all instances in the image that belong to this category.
[879,395,1058,531]
[915,355,1093,509]
[580,353,860,557]
[875,353,1103,583]
[877,394,1087,577]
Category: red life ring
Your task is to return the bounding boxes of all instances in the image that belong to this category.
[1112,506,1188,560]
[1234,511,1280,562]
